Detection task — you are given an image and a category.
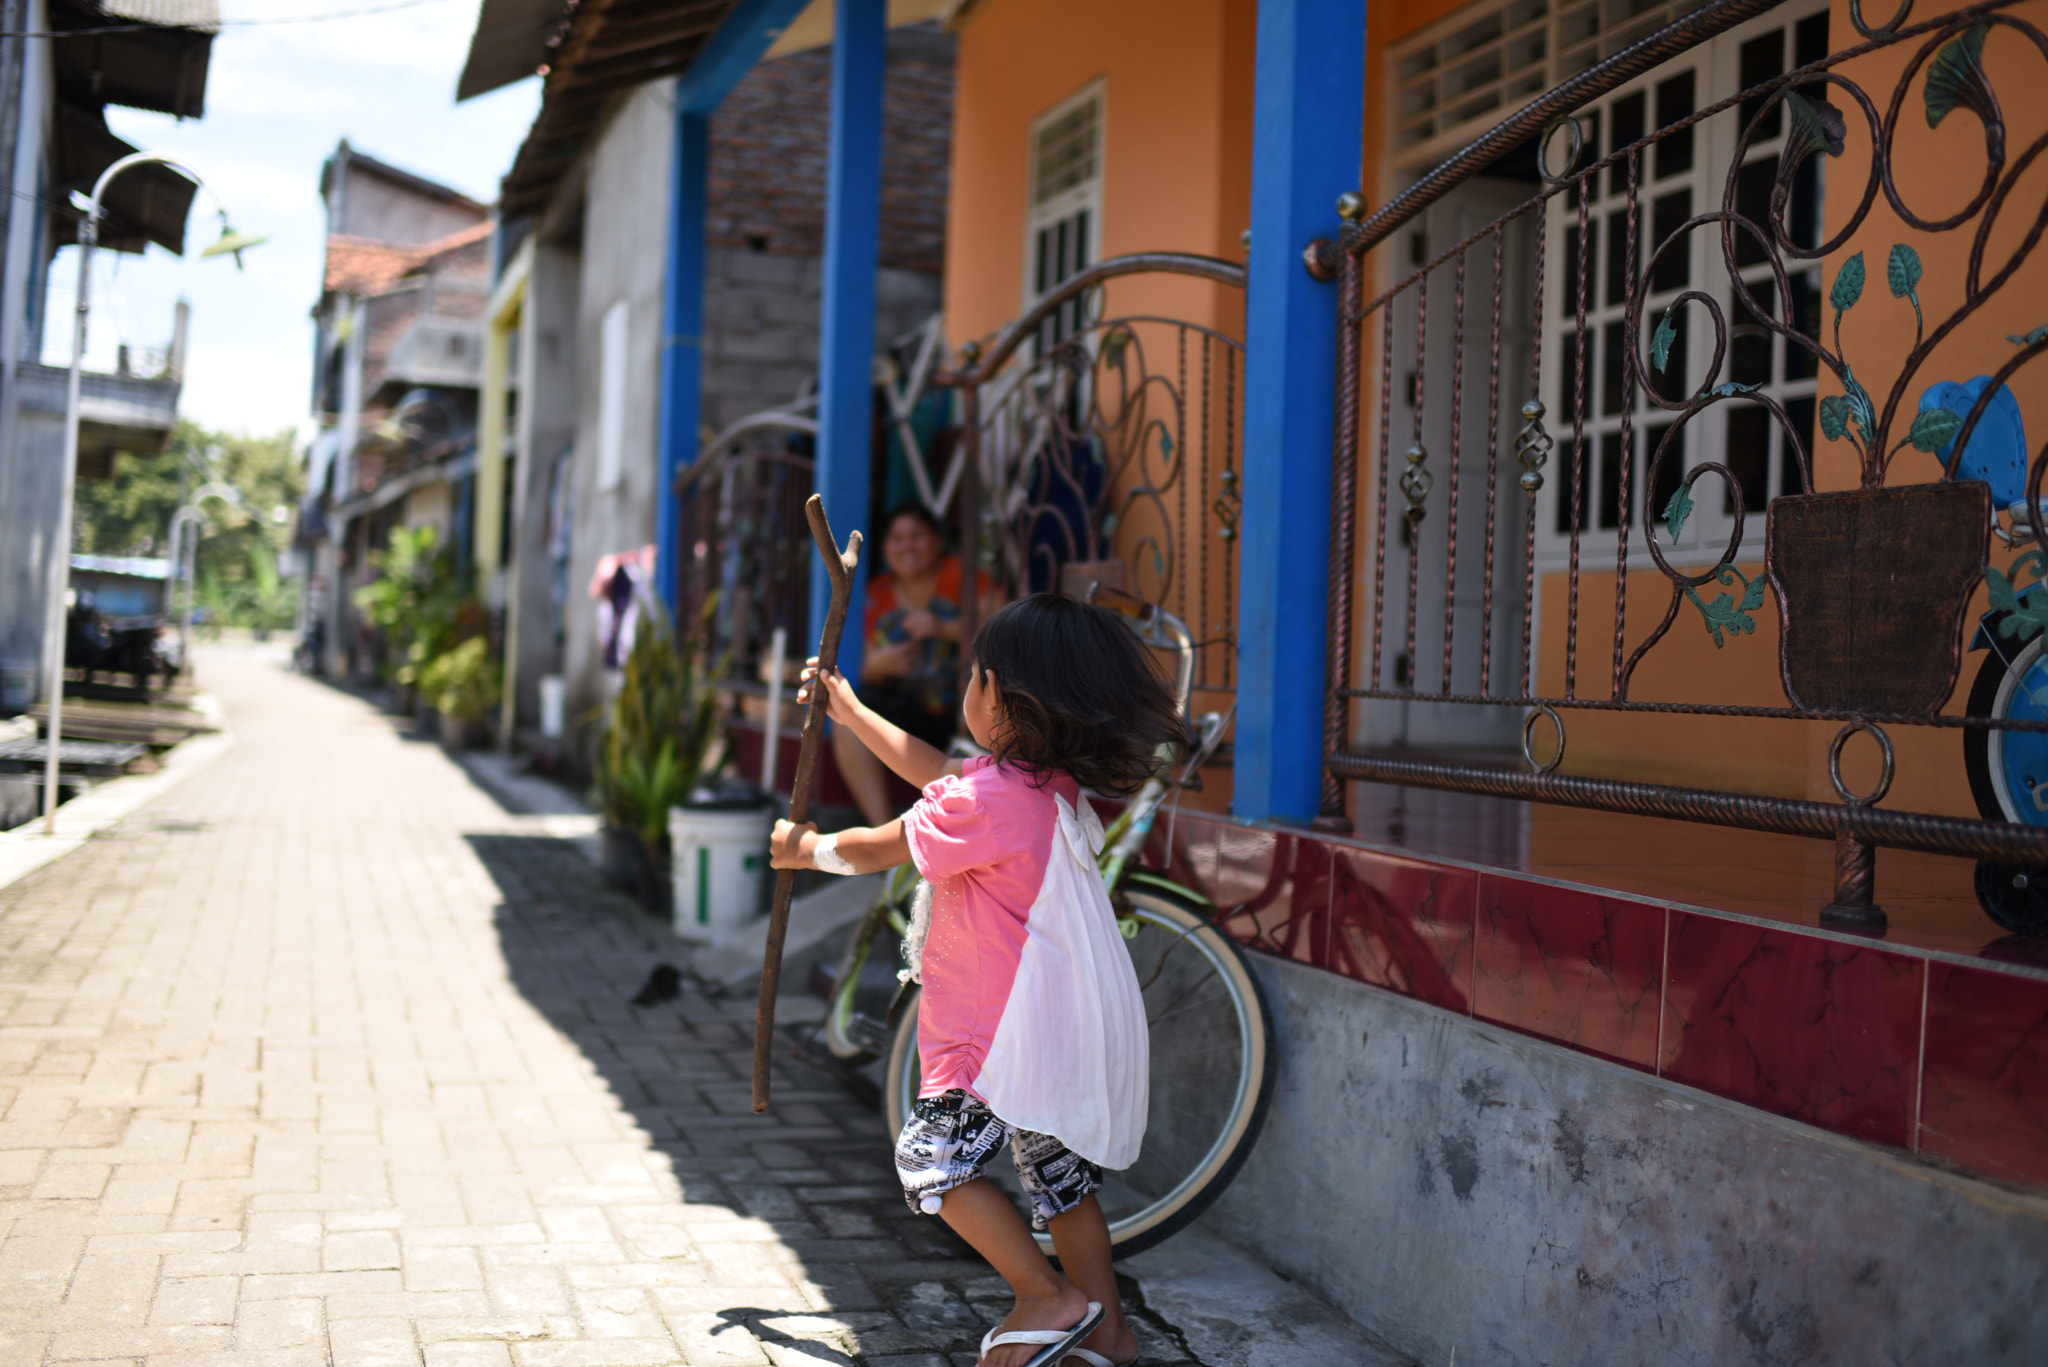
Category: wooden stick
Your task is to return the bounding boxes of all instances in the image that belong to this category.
[752,495,862,1113]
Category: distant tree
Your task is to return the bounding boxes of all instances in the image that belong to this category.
[74,421,303,629]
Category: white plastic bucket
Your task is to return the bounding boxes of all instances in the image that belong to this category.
[538,675,566,739]
[668,803,774,943]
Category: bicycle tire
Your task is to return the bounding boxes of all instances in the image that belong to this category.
[883,885,1275,1258]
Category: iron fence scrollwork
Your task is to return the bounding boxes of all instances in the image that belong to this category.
[1319,0,2048,932]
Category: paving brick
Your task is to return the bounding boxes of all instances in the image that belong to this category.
[146,1277,238,1328]
[234,1298,322,1351]
[0,652,1131,1367]
[328,1317,422,1367]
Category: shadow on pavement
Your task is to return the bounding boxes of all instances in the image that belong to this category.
[463,830,1083,1366]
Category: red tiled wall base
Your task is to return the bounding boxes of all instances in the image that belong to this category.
[1162,813,2048,1188]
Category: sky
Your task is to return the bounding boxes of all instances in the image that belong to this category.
[42,0,541,442]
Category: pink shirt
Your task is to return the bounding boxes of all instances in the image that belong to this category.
[902,756,1076,1099]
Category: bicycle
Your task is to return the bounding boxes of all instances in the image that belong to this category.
[808,590,1275,1258]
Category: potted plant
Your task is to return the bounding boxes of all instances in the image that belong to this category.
[419,636,502,750]
[353,525,461,712]
[1745,61,2007,714]
[593,598,727,914]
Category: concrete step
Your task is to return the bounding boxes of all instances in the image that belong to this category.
[1123,1223,1418,1367]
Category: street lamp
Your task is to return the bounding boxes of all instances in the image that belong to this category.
[38,152,264,835]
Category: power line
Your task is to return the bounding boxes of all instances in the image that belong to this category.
[0,0,458,39]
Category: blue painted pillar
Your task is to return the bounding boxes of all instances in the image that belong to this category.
[1234,0,1366,823]
[810,0,886,684]
[655,109,709,612]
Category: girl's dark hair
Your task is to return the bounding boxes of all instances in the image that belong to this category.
[882,501,946,542]
[970,594,1184,796]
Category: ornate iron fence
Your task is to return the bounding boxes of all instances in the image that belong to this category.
[943,253,1249,694]
[674,420,817,677]
[1310,0,2048,929]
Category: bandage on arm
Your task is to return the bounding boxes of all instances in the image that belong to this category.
[812,833,856,875]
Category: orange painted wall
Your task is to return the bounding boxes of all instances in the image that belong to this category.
[943,0,1256,350]
[1528,1,2048,818]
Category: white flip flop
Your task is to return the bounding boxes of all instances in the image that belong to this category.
[978,1301,1105,1367]
[1063,1350,1138,1367]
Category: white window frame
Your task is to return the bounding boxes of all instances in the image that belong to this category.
[1023,80,1105,328]
[1528,0,1830,574]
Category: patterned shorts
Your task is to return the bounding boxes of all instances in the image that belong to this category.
[893,1090,1103,1230]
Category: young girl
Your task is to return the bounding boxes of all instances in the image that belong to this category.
[771,594,1181,1367]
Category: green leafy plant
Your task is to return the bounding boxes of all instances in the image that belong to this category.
[593,597,728,854]
[418,636,502,723]
[353,526,463,686]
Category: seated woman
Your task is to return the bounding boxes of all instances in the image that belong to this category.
[832,503,1002,825]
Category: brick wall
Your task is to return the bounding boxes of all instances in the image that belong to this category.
[707,27,953,274]
[700,246,943,435]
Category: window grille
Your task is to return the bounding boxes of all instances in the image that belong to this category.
[1026,83,1104,352]
[1392,0,1722,168]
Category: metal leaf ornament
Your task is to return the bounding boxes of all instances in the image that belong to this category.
[1887,243,1924,298]
[1925,25,1995,129]
[1778,90,1848,212]
[1889,243,1925,333]
[1988,553,2048,645]
[1683,564,1769,648]
[1650,305,1680,374]
[1831,252,1867,315]
[1661,482,1694,541]
[1908,405,1962,453]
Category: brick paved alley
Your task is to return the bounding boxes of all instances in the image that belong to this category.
[0,648,1242,1367]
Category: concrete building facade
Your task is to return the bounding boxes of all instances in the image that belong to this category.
[300,144,493,680]
[0,0,213,714]
[465,17,955,767]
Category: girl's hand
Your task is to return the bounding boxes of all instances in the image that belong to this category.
[770,819,817,870]
[795,660,862,721]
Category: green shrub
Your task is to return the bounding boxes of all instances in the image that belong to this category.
[594,598,726,853]
[418,637,502,723]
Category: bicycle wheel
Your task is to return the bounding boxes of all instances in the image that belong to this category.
[883,884,1274,1258]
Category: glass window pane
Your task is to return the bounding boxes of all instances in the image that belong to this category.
[1795,12,1829,68]
[1654,70,1695,179]
[1731,278,1777,387]
[1606,208,1635,307]
[1734,159,1775,268]
[1649,190,1691,293]
[1739,30,1785,142]
[1786,270,1821,380]
[1725,404,1772,512]
[1603,319,1629,417]
[1599,431,1628,529]
[1609,91,1645,199]
[1782,396,1815,495]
